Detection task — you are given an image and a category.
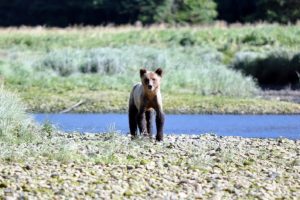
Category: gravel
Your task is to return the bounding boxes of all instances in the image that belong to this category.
[0,134,299,199]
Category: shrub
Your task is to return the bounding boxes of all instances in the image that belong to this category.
[33,46,258,97]
[231,50,300,88]
[36,48,128,76]
[0,88,81,162]
[0,87,38,142]
[241,31,275,46]
[291,53,300,74]
[253,0,300,24]
[154,0,217,24]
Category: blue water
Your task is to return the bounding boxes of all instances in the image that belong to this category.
[33,114,300,139]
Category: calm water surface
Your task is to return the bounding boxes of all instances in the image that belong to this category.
[33,114,300,139]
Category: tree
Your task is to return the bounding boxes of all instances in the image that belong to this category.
[153,0,217,24]
[254,0,300,23]
[215,0,256,23]
[0,0,217,26]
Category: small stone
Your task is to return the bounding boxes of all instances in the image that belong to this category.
[103,185,111,190]
[54,189,65,195]
[51,173,59,178]
[292,159,300,166]
[21,185,31,192]
[146,162,155,170]
[0,182,7,188]
[4,188,13,196]
[149,149,155,154]
[24,165,32,170]
[126,165,134,170]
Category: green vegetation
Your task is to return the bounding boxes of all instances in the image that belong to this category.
[0,25,300,50]
[216,0,300,23]
[254,0,300,23]
[0,88,35,141]
[152,0,217,24]
[231,50,300,88]
[5,88,300,114]
[29,47,256,96]
[1,25,300,114]
[0,87,79,162]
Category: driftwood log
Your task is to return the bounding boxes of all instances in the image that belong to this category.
[60,100,86,113]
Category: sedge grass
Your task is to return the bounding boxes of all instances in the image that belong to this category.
[0,24,299,51]
[0,87,80,162]
[2,46,258,97]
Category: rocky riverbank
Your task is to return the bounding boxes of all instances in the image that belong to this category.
[260,89,300,104]
[0,134,299,199]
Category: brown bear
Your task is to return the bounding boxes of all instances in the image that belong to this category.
[128,68,165,141]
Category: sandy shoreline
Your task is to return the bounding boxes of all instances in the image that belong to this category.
[0,134,299,199]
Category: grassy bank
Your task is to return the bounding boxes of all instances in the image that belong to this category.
[1,25,300,113]
[12,88,300,114]
[0,24,300,51]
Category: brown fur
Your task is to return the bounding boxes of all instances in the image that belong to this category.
[128,68,165,141]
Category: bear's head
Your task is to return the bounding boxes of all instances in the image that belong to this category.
[140,68,163,93]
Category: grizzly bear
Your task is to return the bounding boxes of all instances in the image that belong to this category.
[128,68,165,141]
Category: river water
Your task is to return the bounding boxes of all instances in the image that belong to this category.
[33,114,300,139]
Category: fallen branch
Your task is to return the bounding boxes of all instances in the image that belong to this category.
[60,100,86,113]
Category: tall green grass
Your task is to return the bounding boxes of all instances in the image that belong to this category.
[2,46,258,97]
[0,25,299,51]
[0,87,79,162]
[0,87,36,142]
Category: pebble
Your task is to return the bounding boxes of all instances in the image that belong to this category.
[0,134,298,199]
[126,165,134,170]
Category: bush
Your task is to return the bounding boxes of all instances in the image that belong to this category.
[36,48,127,76]
[291,53,300,72]
[253,0,300,24]
[0,87,81,162]
[231,51,300,88]
[0,87,38,142]
[154,0,217,24]
[241,31,275,46]
[33,46,257,97]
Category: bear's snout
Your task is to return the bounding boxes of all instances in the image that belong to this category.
[148,85,153,90]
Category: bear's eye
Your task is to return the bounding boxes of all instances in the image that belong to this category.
[144,78,149,83]
[152,79,156,81]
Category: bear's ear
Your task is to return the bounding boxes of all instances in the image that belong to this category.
[155,68,163,77]
[140,69,147,78]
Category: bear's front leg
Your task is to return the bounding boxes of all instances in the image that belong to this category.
[137,110,147,135]
[129,103,138,138]
[146,110,153,138]
[155,109,165,141]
